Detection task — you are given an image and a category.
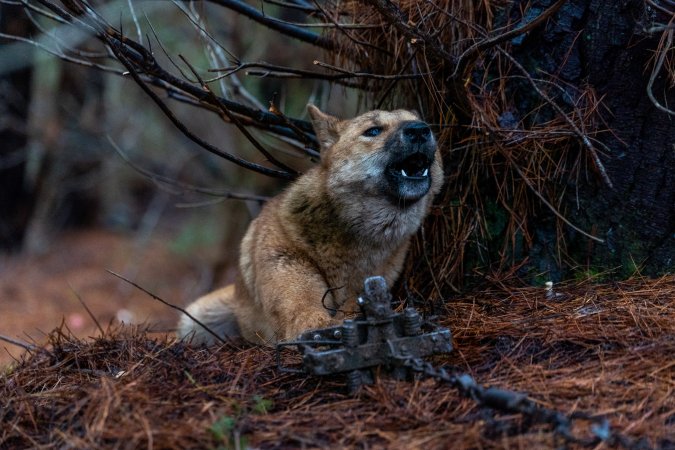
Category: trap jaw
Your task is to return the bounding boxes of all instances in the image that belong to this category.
[277,276,453,392]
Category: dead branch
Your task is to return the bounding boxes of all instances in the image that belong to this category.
[18,0,318,151]
[178,54,300,176]
[112,42,296,179]
[109,137,269,203]
[106,270,234,347]
[497,47,614,189]
[0,31,124,75]
[67,283,105,336]
[24,0,309,179]
[363,0,455,63]
[310,0,392,55]
[647,27,675,116]
[202,0,337,50]
[451,0,568,80]
[211,60,424,84]
[0,334,41,352]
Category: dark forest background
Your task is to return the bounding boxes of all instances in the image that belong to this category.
[0,0,673,304]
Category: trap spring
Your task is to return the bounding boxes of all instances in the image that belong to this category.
[276,276,452,392]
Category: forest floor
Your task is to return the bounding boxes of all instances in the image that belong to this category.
[1,235,673,448]
[0,229,215,367]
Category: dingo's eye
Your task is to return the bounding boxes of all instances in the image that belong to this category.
[363,126,383,137]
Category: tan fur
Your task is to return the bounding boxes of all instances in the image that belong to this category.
[177,105,444,345]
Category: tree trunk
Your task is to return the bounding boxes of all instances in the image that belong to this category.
[518,0,674,277]
[0,6,34,250]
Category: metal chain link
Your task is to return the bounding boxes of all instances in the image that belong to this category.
[402,358,653,450]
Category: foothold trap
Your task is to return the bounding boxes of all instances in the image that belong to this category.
[277,276,453,392]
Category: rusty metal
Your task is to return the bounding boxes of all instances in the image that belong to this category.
[276,276,452,392]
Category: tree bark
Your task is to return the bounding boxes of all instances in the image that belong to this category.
[518,0,674,276]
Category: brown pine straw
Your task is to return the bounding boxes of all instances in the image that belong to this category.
[1,275,673,449]
[322,1,643,294]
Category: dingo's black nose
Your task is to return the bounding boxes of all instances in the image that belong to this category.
[402,122,431,144]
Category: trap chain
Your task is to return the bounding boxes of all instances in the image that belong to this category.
[276,276,651,449]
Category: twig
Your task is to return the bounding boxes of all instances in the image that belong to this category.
[497,47,614,189]
[310,0,392,56]
[104,32,297,179]
[145,14,197,83]
[16,0,69,25]
[210,61,422,91]
[126,0,142,43]
[67,282,105,336]
[172,0,238,67]
[108,136,269,203]
[509,160,604,243]
[268,101,314,149]
[376,51,417,108]
[451,0,568,79]
[105,270,232,347]
[201,0,337,50]
[260,21,383,29]
[178,0,271,121]
[647,28,675,116]
[178,54,300,176]
[0,334,41,352]
[313,60,426,79]
[0,32,124,76]
[364,0,455,63]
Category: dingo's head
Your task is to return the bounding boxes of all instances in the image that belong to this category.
[308,104,443,207]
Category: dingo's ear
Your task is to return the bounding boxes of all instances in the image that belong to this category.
[307,104,339,151]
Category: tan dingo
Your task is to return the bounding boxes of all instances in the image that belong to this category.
[177,105,443,345]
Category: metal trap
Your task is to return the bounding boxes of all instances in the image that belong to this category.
[277,276,453,392]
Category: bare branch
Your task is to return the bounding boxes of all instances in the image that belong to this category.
[20,0,321,177]
[262,0,318,14]
[0,31,124,75]
[67,283,105,336]
[210,59,424,92]
[268,101,314,149]
[375,51,418,108]
[310,0,392,56]
[202,0,337,50]
[126,0,142,43]
[508,160,604,243]
[178,54,300,176]
[111,39,296,179]
[0,334,45,353]
[451,0,568,79]
[313,60,427,80]
[362,0,455,63]
[106,270,234,347]
[31,0,317,141]
[497,47,614,189]
[172,0,238,65]
[145,14,198,83]
[108,137,269,204]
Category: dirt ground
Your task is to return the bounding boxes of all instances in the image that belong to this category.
[0,229,218,367]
